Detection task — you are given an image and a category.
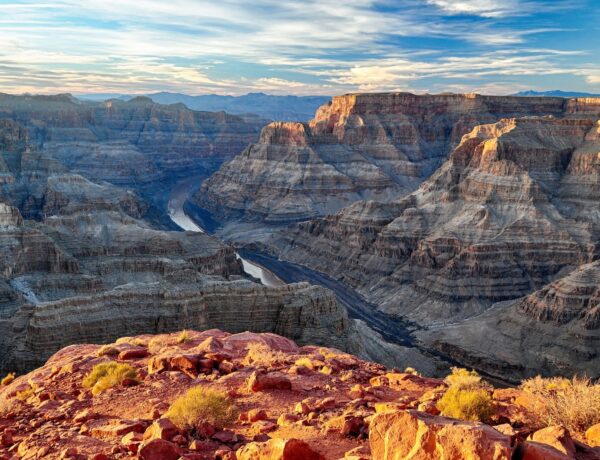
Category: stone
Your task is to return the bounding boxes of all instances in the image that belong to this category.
[586,423,600,447]
[118,347,148,360]
[138,439,181,460]
[143,418,180,441]
[528,426,575,456]
[514,441,572,460]
[247,371,292,392]
[247,409,268,422]
[237,438,325,460]
[369,410,513,460]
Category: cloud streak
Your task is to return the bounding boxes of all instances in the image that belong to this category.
[0,0,597,96]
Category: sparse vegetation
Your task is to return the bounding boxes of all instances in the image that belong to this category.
[82,362,139,395]
[177,330,191,344]
[521,375,600,434]
[166,386,238,432]
[437,367,495,422]
[437,386,494,422]
[1,372,15,386]
[244,342,288,366]
[404,367,421,376]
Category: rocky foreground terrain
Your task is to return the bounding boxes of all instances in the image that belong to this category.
[1,329,600,460]
[271,98,600,381]
[195,93,572,228]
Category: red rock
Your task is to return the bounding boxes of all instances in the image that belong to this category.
[73,409,98,423]
[277,413,299,426]
[219,361,236,374]
[213,430,238,444]
[247,371,292,392]
[89,419,146,438]
[0,432,13,447]
[143,418,180,441]
[189,439,213,451]
[515,441,572,460]
[294,402,309,415]
[369,410,512,460]
[121,431,144,453]
[138,439,180,460]
[172,434,188,445]
[315,397,336,411]
[170,354,199,377]
[528,426,575,457]
[196,421,216,438]
[237,438,324,460]
[341,416,364,437]
[148,355,170,374]
[60,447,78,458]
[89,455,109,460]
[118,347,148,360]
[586,423,600,447]
[247,409,268,422]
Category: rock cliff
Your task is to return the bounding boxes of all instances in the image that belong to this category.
[195,93,573,225]
[0,93,266,188]
[0,121,351,374]
[271,106,600,380]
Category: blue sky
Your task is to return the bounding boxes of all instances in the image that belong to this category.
[0,0,598,95]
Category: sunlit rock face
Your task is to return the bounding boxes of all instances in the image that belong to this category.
[195,93,572,224]
[271,104,600,380]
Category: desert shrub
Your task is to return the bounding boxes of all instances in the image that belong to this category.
[404,367,421,376]
[82,362,139,395]
[521,375,600,434]
[166,386,238,432]
[1,372,15,386]
[444,367,489,390]
[177,330,191,344]
[437,386,494,422]
[244,342,288,366]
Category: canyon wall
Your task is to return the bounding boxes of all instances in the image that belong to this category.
[270,103,600,379]
[194,93,571,224]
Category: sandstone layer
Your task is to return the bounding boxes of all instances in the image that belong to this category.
[3,329,598,459]
[271,105,600,380]
[195,93,576,225]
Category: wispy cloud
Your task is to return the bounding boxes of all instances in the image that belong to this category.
[0,0,597,95]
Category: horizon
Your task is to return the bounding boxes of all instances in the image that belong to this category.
[1,1,599,96]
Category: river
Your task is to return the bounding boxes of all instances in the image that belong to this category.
[167,178,284,287]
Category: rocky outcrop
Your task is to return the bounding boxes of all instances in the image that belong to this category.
[271,110,600,380]
[195,93,576,225]
[2,329,597,459]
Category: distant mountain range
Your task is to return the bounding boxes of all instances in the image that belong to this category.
[76,92,331,121]
[513,90,600,97]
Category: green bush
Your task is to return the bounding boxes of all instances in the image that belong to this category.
[437,386,494,422]
[83,362,139,395]
[166,386,238,432]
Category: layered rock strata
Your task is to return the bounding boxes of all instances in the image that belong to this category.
[195,93,576,224]
[0,121,351,374]
[0,93,266,187]
[271,108,600,379]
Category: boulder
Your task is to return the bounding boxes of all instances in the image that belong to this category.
[143,418,180,441]
[247,371,292,392]
[514,441,572,460]
[369,410,512,460]
[237,438,325,460]
[528,426,575,457]
[138,439,181,460]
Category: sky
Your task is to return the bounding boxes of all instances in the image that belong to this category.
[0,0,599,96]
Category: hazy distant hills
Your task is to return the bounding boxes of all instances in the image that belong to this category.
[513,89,600,97]
[77,92,331,121]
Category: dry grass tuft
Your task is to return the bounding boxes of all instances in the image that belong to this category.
[166,386,238,432]
[177,330,192,344]
[1,372,15,386]
[521,375,600,434]
[82,362,139,396]
[444,367,490,390]
[244,342,289,366]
